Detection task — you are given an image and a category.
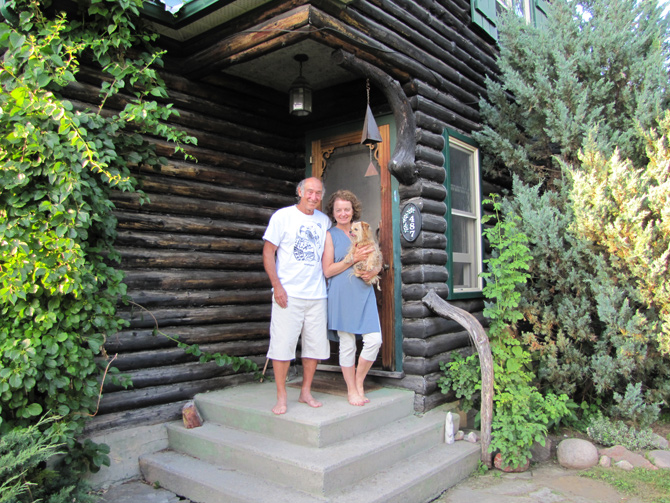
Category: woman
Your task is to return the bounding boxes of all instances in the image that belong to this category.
[322,190,382,406]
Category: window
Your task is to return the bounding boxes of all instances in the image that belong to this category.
[443,130,483,298]
[472,0,549,40]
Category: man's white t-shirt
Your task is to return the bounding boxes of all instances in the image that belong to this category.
[263,205,332,299]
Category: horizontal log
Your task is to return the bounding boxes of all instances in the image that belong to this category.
[137,173,293,208]
[106,322,269,353]
[415,160,446,184]
[151,138,303,182]
[415,144,445,167]
[401,249,448,266]
[97,372,257,414]
[122,270,270,290]
[401,264,449,284]
[103,361,238,392]
[114,211,267,239]
[401,197,447,216]
[402,282,450,301]
[118,247,263,271]
[416,128,446,152]
[402,316,466,339]
[399,179,447,201]
[375,371,443,395]
[137,159,296,196]
[111,192,275,225]
[411,95,481,133]
[400,230,447,250]
[403,330,472,357]
[107,340,269,371]
[119,305,271,329]
[402,346,473,375]
[415,110,445,135]
[124,289,271,308]
[83,400,186,434]
[419,213,447,234]
[115,231,263,254]
[407,79,481,122]
[414,389,455,412]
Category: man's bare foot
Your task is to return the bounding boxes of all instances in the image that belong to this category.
[298,392,322,408]
[348,393,366,406]
[272,398,288,415]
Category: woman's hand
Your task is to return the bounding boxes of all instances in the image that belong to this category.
[352,244,374,263]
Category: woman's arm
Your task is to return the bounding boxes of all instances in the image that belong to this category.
[322,231,373,278]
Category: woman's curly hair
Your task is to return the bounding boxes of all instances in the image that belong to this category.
[324,189,362,223]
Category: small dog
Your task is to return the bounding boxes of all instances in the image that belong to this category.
[347,221,383,290]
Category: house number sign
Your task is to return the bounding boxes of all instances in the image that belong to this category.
[401,203,422,242]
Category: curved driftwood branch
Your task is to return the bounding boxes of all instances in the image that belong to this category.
[332,50,417,185]
[422,289,493,468]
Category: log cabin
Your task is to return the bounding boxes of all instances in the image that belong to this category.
[54,0,549,487]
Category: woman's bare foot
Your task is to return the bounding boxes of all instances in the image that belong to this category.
[298,392,322,408]
[272,398,288,415]
[356,384,370,403]
[348,393,366,406]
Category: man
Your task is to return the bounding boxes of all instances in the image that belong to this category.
[262,177,331,415]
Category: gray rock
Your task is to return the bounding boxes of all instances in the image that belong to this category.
[464,431,478,443]
[454,430,465,441]
[614,460,634,471]
[599,455,611,467]
[557,438,599,469]
[650,433,669,450]
[599,445,657,470]
[530,437,553,463]
[648,450,670,469]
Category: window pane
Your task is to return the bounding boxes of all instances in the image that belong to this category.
[450,147,472,213]
[451,214,472,254]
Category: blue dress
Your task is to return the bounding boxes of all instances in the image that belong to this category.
[327,227,381,338]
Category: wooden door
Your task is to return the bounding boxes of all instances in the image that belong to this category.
[311,125,395,370]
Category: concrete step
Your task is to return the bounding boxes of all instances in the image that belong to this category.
[194,381,416,447]
[164,405,454,496]
[140,440,479,503]
[140,450,325,503]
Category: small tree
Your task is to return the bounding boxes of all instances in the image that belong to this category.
[473,0,670,425]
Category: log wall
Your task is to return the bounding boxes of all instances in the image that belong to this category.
[76,68,305,433]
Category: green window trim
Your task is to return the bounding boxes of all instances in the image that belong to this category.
[443,128,484,300]
[471,0,550,41]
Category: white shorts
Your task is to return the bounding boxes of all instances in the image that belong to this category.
[267,296,330,361]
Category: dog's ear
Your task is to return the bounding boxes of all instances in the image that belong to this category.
[361,222,370,231]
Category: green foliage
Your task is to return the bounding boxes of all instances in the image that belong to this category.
[473,0,670,427]
[0,0,198,486]
[440,195,571,469]
[586,414,661,451]
[0,414,98,503]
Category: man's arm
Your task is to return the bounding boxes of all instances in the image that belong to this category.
[262,240,288,308]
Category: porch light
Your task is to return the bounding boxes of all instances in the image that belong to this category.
[289,54,312,116]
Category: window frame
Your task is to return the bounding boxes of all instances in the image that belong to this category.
[443,128,484,300]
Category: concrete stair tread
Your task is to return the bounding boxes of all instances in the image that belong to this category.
[195,381,416,447]
[140,450,326,503]
[168,405,448,469]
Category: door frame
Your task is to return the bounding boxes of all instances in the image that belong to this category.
[306,118,403,372]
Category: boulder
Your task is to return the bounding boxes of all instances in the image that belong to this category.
[599,455,611,468]
[493,453,531,472]
[530,437,554,463]
[614,460,634,471]
[648,450,670,469]
[557,438,599,469]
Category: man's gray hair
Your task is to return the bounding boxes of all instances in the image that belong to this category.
[296,178,325,196]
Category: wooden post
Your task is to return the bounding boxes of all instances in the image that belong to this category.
[422,289,493,468]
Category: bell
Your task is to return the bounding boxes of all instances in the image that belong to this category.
[361,104,382,145]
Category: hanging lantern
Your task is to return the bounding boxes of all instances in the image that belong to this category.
[289,54,312,117]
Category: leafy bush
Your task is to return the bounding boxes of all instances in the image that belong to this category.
[473,0,670,426]
[440,195,571,469]
[587,414,661,451]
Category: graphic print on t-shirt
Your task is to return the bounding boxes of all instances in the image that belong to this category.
[293,222,323,263]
